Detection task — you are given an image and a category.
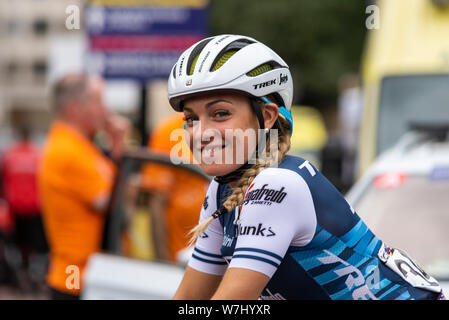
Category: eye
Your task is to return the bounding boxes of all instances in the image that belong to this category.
[213,110,231,120]
[183,114,198,127]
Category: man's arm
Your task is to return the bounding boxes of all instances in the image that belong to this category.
[90,113,131,214]
[92,193,110,213]
[104,113,131,163]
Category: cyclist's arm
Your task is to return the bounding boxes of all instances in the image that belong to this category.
[211,268,269,299]
[173,266,222,300]
[173,180,227,299]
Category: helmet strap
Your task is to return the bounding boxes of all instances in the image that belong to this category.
[213,161,254,185]
[250,98,265,130]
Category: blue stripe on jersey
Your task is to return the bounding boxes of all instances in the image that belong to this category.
[191,254,228,265]
[353,232,375,254]
[374,281,396,298]
[194,247,224,259]
[330,286,351,300]
[323,277,356,297]
[314,267,345,286]
[371,278,392,296]
[340,219,363,243]
[307,245,348,280]
[291,250,330,271]
[304,226,333,249]
[378,284,401,299]
[289,226,395,300]
[390,288,412,300]
[326,239,347,257]
[232,254,280,267]
[343,220,369,248]
[357,257,375,271]
[234,247,283,263]
[346,253,370,270]
[307,261,341,278]
[397,291,411,300]
[319,257,372,290]
[366,236,381,256]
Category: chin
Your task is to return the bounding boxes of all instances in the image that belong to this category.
[200,163,241,178]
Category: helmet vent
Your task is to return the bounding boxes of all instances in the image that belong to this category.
[210,38,255,72]
[210,50,238,71]
[246,61,283,77]
[172,63,177,79]
[187,37,213,75]
[246,63,273,77]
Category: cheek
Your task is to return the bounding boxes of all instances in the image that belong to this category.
[84,106,96,119]
[185,129,194,150]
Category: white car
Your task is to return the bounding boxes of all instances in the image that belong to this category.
[346,126,449,297]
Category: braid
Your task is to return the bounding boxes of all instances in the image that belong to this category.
[188,117,291,246]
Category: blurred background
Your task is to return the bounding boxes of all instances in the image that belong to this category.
[0,0,448,299]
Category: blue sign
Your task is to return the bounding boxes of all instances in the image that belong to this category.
[85,3,208,81]
[86,6,208,35]
[87,52,181,81]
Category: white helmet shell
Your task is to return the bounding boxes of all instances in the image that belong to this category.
[167,34,293,112]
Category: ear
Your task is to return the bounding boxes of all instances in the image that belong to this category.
[261,103,279,130]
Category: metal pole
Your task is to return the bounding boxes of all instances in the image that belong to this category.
[139,82,149,147]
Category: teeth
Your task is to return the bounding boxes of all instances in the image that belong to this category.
[202,145,222,157]
[204,146,221,151]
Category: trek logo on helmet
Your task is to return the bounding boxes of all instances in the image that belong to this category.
[253,79,277,90]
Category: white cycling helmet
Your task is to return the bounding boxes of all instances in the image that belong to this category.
[167,34,294,131]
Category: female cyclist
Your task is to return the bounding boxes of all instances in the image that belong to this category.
[167,34,444,300]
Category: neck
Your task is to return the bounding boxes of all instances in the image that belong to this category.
[57,117,93,141]
[228,181,238,188]
[214,162,253,185]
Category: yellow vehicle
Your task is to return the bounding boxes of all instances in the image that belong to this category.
[289,105,328,169]
[358,0,449,176]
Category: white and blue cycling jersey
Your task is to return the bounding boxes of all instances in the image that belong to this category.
[188,155,442,300]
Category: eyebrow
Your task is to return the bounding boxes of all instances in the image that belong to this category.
[183,99,232,113]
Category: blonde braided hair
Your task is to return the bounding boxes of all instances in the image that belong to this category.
[188,116,291,246]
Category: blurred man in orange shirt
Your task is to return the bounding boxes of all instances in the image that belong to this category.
[38,73,129,300]
[143,113,208,263]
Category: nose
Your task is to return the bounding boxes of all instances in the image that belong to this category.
[190,118,220,151]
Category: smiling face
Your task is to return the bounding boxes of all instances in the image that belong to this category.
[182,92,262,177]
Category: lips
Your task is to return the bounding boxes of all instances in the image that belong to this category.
[201,144,225,158]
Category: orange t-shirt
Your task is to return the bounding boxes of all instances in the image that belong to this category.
[142,113,208,262]
[38,121,116,295]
